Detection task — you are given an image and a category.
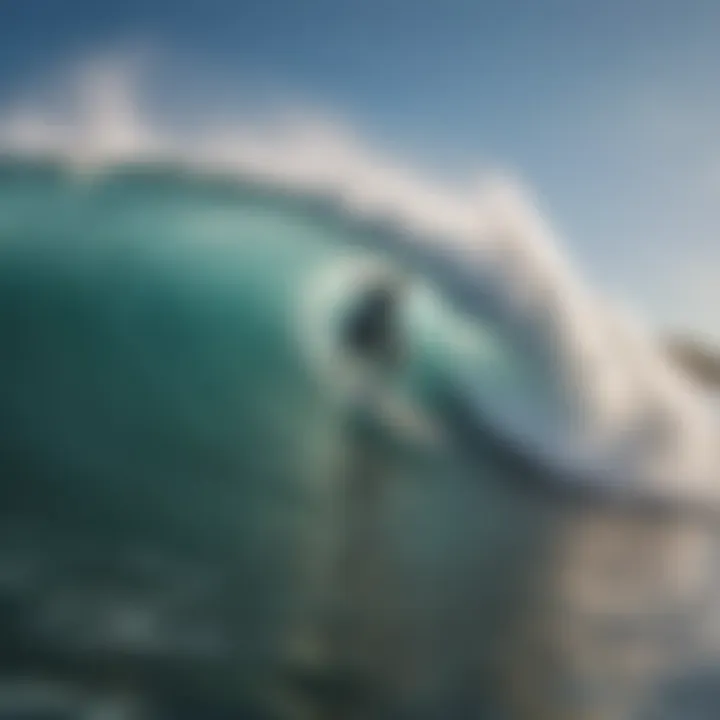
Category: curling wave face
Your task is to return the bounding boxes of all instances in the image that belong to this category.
[0,56,717,503]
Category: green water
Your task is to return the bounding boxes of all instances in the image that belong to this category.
[0,162,550,717]
[2,162,703,720]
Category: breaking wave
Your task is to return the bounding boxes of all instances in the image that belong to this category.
[0,53,717,507]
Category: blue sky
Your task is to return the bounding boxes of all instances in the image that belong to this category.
[2,0,719,337]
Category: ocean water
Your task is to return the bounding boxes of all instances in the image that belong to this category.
[0,159,719,719]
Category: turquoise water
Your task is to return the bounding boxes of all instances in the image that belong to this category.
[0,161,715,719]
[0,161,541,715]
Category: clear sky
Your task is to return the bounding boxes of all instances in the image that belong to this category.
[2,0,719,338]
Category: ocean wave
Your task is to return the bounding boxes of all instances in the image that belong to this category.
[0,55,717,507]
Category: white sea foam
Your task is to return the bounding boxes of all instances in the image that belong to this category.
[0,54,717,502]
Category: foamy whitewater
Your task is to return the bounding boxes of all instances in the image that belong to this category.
[1,56,715,505]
